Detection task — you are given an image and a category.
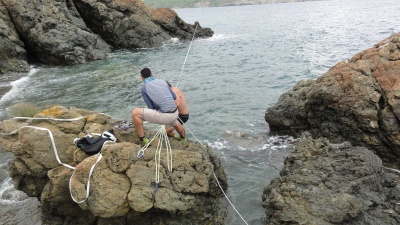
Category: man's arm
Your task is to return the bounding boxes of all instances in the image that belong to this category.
[172,87,181,107]
[169,86,177,100]
[141,87,155,109]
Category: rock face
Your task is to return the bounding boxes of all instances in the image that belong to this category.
[262,136,400,225]
[0,0,213,73]
[0,106,227,224]
[2,0,113,66]
[73,0,213,48]
[265,32,400,164]
[0,1,29,73]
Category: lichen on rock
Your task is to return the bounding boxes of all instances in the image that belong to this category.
[0,106,227,224]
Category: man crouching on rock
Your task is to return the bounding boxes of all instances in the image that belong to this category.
[132,68,186,146]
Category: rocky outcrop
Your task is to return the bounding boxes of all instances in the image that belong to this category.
[262,136,400,225]
[0,1,29,73]
[2,0,113,66]
[265,32,400,164]
[0,0,213,73]
[0,106,227,224]
[73,0,213,49]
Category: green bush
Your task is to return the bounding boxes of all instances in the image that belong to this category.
[9,102,42,117]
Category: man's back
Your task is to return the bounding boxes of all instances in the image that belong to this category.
[172,86,189,115]
[141,79,176,112]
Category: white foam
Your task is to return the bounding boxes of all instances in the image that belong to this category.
[198,33,238,42]
[0,178,29,204]
[259,135,298,151]
[0,67,39,104]
[169,37,180,43]
[205,139,228,150]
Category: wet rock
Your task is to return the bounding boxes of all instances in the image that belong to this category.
[0,1,29,74]
[0,0,214,73]
[73,0,213,49]
[0,106,227,224]
[262,136,400,225]
[2,0,112,66]
[265,32,400,165]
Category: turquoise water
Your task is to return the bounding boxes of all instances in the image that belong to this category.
[0,0,399,224]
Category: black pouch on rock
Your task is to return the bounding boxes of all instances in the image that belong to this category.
[75,129,116,154]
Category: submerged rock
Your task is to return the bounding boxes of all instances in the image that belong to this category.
[0,106,227,224]
[262,136,400,225]
[265,32,400,164]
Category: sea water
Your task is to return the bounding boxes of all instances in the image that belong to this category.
[0,0,399,224]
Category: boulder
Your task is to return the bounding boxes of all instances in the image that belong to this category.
[265,32,400,164]
[0,0,214,73]
[72,0,213,49]
[2,0,113,65]
[262,136,400,225]
[0,1,29,74]
[0,106,227,224]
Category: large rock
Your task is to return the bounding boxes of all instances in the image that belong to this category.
[0,0,214,73]
[0,106,227,224]
[265,32,400,164]
[73,0,213,48]
[0,1,29,74]
[2,0,112,65]
[262,136,400,225]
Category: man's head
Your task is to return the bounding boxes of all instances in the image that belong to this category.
[140,68,152,79]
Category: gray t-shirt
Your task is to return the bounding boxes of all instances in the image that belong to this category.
[141,79,177,113]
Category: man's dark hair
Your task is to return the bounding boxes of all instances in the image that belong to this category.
[140,68,152,78]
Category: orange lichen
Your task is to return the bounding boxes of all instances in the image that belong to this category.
[35,106,64,118]
[86,115,97,123]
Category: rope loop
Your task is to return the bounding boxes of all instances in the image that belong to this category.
[3,116,117,204]
[136,125,173,198]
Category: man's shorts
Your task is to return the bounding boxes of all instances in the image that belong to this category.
[178,114,189,124]
[142,108,179,126]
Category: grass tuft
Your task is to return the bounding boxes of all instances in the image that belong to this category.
[9,102,42,117]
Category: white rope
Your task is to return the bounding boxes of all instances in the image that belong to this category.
[2,116,116,204]
[137,125,173,196]
[14,116,86,121]
[165,129,173,172]
[137,127,164,158]
[69,152,102,203]
[175,23,198,88]
[181,121,249,225]
[212,173,249,225]
[383,166,400,174]
[69,138,116,204]
[4,126,76,170]
[155,132,163,184]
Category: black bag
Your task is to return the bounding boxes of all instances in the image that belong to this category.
[75,129,116,154]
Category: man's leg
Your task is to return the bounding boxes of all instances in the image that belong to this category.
[173,122,186,139]
[166,126,175,137]
[132,108,144,138]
